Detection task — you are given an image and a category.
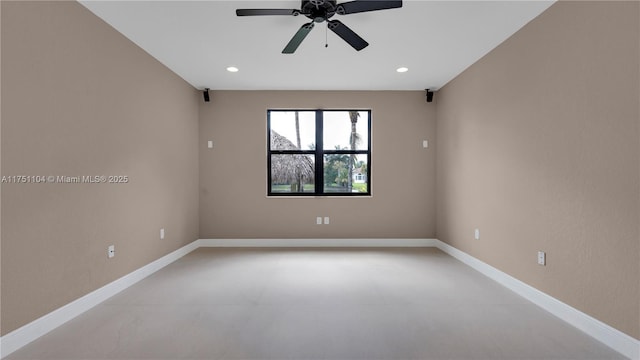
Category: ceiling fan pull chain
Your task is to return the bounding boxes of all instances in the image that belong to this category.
[325,22,328,48]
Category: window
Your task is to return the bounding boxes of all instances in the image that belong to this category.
[268,110,371,196]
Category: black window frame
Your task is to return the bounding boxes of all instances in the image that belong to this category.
[267,109,372,197]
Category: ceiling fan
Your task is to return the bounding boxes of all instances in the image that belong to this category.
[236,0,403,54]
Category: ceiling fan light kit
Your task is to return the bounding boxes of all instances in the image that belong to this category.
[236,0,402,54]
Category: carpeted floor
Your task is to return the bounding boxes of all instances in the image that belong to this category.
[8,247,625,359]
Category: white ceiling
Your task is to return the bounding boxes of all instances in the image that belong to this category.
[79,0,554,91]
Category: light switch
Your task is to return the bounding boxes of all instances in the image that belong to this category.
[423,140,429,148]
[207,141,213,149]
[538,251,546,266]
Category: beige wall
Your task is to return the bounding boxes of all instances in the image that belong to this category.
[199,91,436,239]
[436,1,639,340]
[1,1,200,335]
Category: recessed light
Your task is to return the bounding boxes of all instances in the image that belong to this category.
[226,66,239,72]
[396,67,409,73]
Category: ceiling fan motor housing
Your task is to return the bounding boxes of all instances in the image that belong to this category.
[302,0,337,22]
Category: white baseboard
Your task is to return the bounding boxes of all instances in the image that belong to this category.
[2,238,637,360]
[0,240,200,359]
[432,240,639,360]
[199,238,438,247]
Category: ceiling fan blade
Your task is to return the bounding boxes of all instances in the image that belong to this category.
[282,22,315,54]
[236,9,299,16]
[328,20,368,51]
[336,0,402,15]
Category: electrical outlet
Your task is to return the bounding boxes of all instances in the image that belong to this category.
[160,228,165,239]
[324,216,330,225]
[316,217,322,225]
[474,228,480,240]
[107,245,115,259]
[207,141,213,149]
[538,251,546,266]
[423,140,429,148]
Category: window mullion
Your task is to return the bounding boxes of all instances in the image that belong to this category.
[315,109,323,195]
